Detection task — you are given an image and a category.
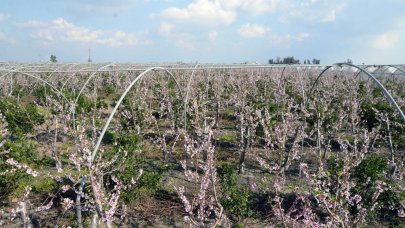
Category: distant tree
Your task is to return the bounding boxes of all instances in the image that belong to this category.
[282,56,300,64]
[269,56,316,65]
[50,54,57,63]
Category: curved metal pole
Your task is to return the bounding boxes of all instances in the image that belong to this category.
[308,63,405,123]
[60,66,93,91]
[34,64,72,97]
[387,65,405,75]
[387,65,405,91]
[361,64,405,79]
[74,64,184,106]
[378,65,392,76]
[0,70,18,96]
[0,68,69,103]
[74,63,115,105]
[377,66,396,84]
[354,64,376,80]
[45,63,78,87]
[44,65,64,82]
[307,65,334,104]
[91,67,183,163]
[354,65,394,88]
[0,64,66,96]
[0,64,56,81]
[72,64,115,132]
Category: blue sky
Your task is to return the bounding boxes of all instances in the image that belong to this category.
[0,0,404,64]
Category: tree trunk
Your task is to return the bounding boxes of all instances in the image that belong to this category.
[386,116,396,179]
[91,213,99,228]
[76,175,86,228]
[19,201,32,228]
[239,126,250,174]
[214,99,220,128]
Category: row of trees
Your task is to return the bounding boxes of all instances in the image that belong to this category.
[268,56,321,65]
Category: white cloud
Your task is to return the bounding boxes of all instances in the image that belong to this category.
[161,0,237,26]
[219,0,285,15]
[0,32,17,44]
[280,0,347,23]
[208,31,218,41]
[52,18,102,43]
[160,0,345,28]
[22,18,138,47]
[33,29,54,42]
[158,22,194,49]
[237,23,309,47]
[237,0,284,15]
[68,0,138,16]
[0,13,10,22]
[372,18,405,50]
[238,24,270,38]
[397,18,405,28]
[351,16,405,64]
[269,33,309,47]
[158,22,174,37]
[322,9,336,22]
[296,32,310,41]
[373,32,400,49]
[159,0,284,27]
[18,20,47,28]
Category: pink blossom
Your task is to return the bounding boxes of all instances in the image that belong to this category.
[175,186,192,213]
[34,200,53,212]
[61,198,74,211]
[6,158,38,177]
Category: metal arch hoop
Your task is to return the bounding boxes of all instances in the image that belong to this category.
[307,63,405,123]
[387,65,405,75]
[386,65,405,86]
[74,64,184,106]
[60,66,94,91]
[354,65,391,87]
[360,65,405,79]
[71,63,116,131]
[354,65,377,79]
[91,67,183,163]
[0,64,60,94]
[0,68,69,103]
[46,63,79,89]
[74,63,116,106]
[306,65,334,104]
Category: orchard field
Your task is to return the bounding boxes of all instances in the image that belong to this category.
[0,63,405,227]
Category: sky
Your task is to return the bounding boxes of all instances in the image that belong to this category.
[0,0,404,64]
